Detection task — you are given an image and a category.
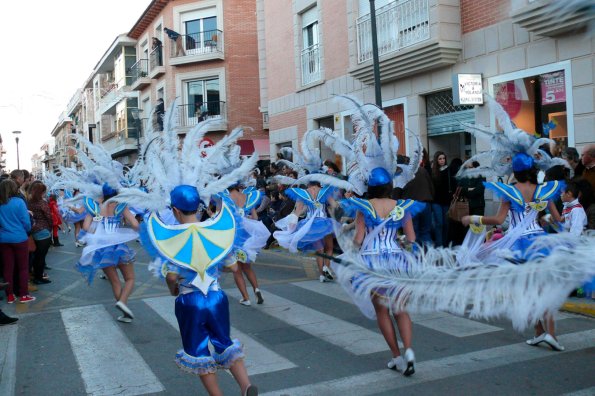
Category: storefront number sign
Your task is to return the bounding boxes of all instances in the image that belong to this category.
[540,71,565,105]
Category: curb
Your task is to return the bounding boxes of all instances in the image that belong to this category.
[561,301,595,318]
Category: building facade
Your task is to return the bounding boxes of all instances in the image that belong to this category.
[50,113,75,172]
[127,0,269,157]
[259,0,595,166]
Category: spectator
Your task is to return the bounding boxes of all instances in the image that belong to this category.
[562,147,582,178]
[0,281,17,325]
[579,144,595,194]
[0,179,34,303]
[152,37,163,66]
[9,170,26,200]
[164,27,186,56]
[28,182,53,284]
[576,179,595,230]
[153,98,164,132]
[48,194,64,247]
[398,161,434,246]
[431,151,455,247]
[452,161,485,245]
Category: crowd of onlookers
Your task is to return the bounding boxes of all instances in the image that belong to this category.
[0,170,70,325]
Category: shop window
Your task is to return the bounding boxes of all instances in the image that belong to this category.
[493,70,568,151]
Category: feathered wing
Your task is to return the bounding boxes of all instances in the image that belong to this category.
[268,175,301,186]
[294,173,358,193]
[201,154,259,202]
[335,231,595,331]
[307,127,354,160]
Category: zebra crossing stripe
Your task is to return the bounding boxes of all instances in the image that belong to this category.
[292,280,502,337]
[143,295,297,375]
[226,288,401,354]
[563,387,595,396]
[0,324,17,396]
[61,305,165,396]
[260,329,595,396]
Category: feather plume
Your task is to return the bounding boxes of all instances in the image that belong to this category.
[335,230,595,331]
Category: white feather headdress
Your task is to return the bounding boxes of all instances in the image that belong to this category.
[458,95,569,179]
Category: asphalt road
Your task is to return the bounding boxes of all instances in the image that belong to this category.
[1,236,594,396]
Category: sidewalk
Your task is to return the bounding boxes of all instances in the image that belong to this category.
[561,297,595,318]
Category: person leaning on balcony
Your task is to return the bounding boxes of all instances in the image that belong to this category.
[152,37,163,66]
[164,27,186,57]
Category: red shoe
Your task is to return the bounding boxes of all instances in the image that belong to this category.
[19,295,36,303]
[7,294,16,304]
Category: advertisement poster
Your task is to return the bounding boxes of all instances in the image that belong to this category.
[457,74,483,105]
[494,81,522,119]
[540,71,566,105]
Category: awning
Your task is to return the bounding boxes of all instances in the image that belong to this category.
[237,139,270,159]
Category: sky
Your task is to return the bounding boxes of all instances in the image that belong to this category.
[0,0,151,172]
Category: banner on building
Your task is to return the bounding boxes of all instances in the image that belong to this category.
[452,74,483,105]
[540,71,566,105]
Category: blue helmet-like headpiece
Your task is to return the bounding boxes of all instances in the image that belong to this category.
[512,153,534,172]
[170,185,201,212]
[368,167,392,187]
[102,183,118,197]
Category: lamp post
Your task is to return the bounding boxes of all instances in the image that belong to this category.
[12,130,21,169]
[369,0,382,108]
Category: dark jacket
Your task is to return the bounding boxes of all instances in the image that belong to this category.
[433,167,456,206]
[397,167,435,202]
[458,177,485,215]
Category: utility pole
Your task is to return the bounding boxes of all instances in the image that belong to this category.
[369,0,382,108]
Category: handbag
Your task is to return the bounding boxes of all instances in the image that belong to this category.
[448,187,469,222]
[28,235,37,252]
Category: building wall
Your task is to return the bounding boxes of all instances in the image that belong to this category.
[461,0,510,34]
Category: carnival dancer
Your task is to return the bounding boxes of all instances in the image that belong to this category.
[225,183,269,306]
[272,135,340,283]
[110,108,259,395]
[52,137,141,323]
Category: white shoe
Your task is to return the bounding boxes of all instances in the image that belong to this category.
[526,333,546,346]
[117,315,132,323]
[116,301,134,319]
[543,333,565,351]
[322,265,334,281]
[239,299,252,306]
[387,356,405,372]
[319,275,326,283]
[403,348,415,376]
[75,241,84,247]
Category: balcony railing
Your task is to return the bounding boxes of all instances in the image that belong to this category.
[178,101,225,127]
[356,0,430,64]
[129,59,149,85]
[170,29,223,58]
[301,43,321,86]
[149,46,163,70]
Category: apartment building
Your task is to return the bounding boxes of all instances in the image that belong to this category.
[39,140,55,176]
[50,112,75,172]
[259,0,595,165]
[127,0,268,157]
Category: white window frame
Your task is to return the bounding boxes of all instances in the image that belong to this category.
[175,67,226,124]
[173,0,223,35]
[487,60,574,147]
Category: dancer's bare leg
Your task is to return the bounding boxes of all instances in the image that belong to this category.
[233,263,250,301]
[228,359,252,395]
[240,262,259,290]
[117,263,135,304]
[394,311,413,349]
[373,296,401,357]
[199,373,223,396]
[102,267,122,301]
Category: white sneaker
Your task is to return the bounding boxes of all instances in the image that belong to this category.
[117,315,132,323]
[387,356,405,372]
[403,348,415,376]
[75,241,84,247]
[543,333,565,351]
[526,333,546,346]
[319,275,326,283]
[322,265,334,281]
[239,299,252,306]
[115,301,134,319]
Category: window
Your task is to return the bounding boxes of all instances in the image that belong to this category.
[301,7,321,85]
[492,69,570,151]
[184,78,221,125]
[183,14,218,55]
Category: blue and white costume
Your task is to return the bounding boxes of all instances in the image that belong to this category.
[336,197,425,319]
[143,189,244,375]
[274,185,336,253]
[76,197,138,283]
[59,191,87,224]
[223,189,270,263]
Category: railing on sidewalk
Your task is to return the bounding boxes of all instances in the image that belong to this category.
[169,29,223,58]
[356,0,430,63]
[301,43,321,86]
[149,46,163,70]
[129,59,149,85]
[178,101,226,127]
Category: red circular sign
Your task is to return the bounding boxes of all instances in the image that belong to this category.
[199,138,214,157]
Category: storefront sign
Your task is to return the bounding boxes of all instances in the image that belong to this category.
[540,71,566,105]
[453,74,483,105]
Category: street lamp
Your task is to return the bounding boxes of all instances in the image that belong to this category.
[12,130,21,169]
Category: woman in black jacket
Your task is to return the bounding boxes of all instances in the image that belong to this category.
[431,151,456,246]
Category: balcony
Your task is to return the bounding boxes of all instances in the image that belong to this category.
[511,0,593,37]
[149,46,165,79]
[169,30,224,66]
[130,59,151,91]
[178,101,227,132]
[98,79,136,116]
[301,43,322,86]
[350,0,462,84]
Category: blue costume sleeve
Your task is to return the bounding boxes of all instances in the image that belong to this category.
[284,188,313,207]
[484,182,525,212]
[244,190,263,212]
[534,180,565,202]
[397,199,426,219]
[317,185,337,204]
